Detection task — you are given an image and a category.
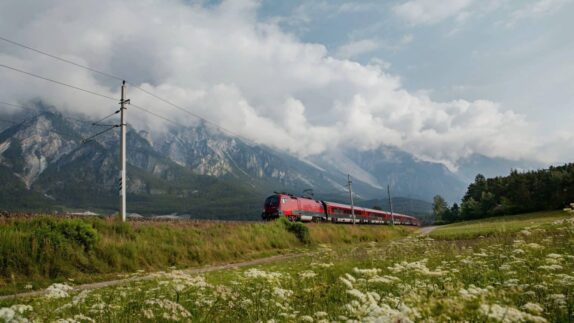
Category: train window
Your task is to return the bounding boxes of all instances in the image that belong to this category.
[265,196,279,207]
[282,198,287,204]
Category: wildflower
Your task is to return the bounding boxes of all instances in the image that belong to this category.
[273,287,293,300]
[353,268,381,278]
[520,229,531,236]
[0,308,15,321]
[299,270,317,279]
[299,315,314,322]
[244,268,282,282]
[480,304,547,322]
[525,243,544,250]
[522,303,544,315]
[459,285,489,300]
[368,275,401,284]
[45,283,74,299]
[548,294,566,307]
[340,277,354,289]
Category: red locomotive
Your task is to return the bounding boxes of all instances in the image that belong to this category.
[262,193,420,226]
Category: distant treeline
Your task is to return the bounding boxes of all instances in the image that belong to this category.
[434,163,574,223]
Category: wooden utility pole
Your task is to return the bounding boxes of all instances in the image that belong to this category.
[119,81,129,222]
[387,184,394,225]
[348,174,356,224]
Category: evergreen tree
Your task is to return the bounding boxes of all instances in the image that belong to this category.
[432,195,448,223]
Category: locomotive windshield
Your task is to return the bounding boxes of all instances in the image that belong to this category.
[264,195,279,207]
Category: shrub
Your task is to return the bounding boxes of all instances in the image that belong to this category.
[277,217,311,244]
[33,219,99,251]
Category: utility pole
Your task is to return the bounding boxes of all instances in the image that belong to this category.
[348,174,356,225]
[119,81,129,222]
[387,184,394,225]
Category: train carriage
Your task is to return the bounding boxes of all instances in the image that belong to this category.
[262,193,420,226]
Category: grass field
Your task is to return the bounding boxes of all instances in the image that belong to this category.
[0,216,413,296]
[429,210,571,240]
[1,212,573,321]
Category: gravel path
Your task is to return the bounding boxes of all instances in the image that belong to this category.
[418,226,438,235]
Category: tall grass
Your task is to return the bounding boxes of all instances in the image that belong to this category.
[0,216,411,294]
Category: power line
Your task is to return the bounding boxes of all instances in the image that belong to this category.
[130,103,181,127]
[0,99,118,143]
[82,125,118,143]
[0,101,33,111]
[92,109,120,126]
[131,86,248,141]
[0,64,117,102]
[0,35,124,81]
[0,35,257,145]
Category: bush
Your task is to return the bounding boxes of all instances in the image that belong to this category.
[277,217,311,244]
[33,218,99,251]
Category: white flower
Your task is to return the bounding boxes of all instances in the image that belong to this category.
[299,270,317,279]
[0,308,15,322]
[244,268,282,281]
[525,243,544,250]
[45,283,74,299]
[522,302,544,315]
[480,304,547,322]
[273,287,293,300]
[353,268,381,278]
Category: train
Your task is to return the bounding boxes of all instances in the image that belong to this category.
[262,192,420,226]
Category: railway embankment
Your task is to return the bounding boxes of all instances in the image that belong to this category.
[0,215,414,295]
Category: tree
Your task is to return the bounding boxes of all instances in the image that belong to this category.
[461,197,480,220]
[444,203,460,223]
[432,195,448,223]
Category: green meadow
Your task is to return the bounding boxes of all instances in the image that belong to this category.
[1,212,573,321]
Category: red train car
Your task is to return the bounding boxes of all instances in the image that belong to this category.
[262,193,419,226]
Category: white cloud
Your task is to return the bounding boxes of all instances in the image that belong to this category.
[0,0,544,166]
[506,0,572,26]
[393,0,473,25]
[336,39,380,59]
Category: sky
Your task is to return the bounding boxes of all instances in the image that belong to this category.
[0,0,572,169]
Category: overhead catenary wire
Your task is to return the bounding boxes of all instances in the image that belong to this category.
[0,35,257,145]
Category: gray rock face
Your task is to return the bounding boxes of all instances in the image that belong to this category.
[4,106,531,215]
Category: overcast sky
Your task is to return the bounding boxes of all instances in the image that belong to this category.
[0,0,572,169]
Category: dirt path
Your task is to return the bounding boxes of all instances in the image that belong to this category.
[418,226,438,235]
[0,252,309,301]
[1,227,432,301]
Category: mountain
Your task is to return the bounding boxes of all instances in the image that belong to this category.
[0,103,542,218]
[455,154,545,183]
[310,147,467,202]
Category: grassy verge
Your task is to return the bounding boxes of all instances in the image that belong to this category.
[429,210,570,240]
[1,214,572,321]
[0,216,413,295]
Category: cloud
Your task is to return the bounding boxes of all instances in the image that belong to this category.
[0,0,543,166]
[336,39,380,59]
[393,0,473,25]
[506,0,572,26]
